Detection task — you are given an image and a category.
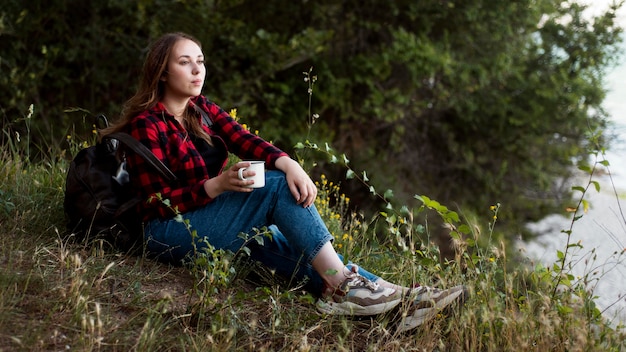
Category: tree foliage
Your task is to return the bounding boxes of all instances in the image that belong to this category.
[1,0,623,237]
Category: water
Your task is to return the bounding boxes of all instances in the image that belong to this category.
[521,3,626,326]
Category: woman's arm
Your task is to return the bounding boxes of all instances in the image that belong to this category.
[196,96,288,167]
[275,156,317,208]
[195,97,316,207]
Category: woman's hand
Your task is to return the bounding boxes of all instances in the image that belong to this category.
[203,161,256,198]
[275,156,317,207]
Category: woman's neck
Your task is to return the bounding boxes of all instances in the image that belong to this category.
[162,97,190,124]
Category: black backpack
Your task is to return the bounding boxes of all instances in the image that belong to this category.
[63,115,177,252]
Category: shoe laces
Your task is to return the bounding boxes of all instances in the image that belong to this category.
[325,265,380,298]
[343,274,381,293]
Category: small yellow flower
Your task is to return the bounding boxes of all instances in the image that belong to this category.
[489,257,495,263]
[229,108,238,120]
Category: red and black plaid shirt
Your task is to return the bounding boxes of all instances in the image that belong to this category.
[125,95,288,221]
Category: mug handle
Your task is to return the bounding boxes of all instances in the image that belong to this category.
[237,167,246,180]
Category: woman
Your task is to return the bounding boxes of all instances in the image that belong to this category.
[104,32,466,325]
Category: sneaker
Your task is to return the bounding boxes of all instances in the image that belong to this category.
[316,269,402,316]
[396,284,468,332]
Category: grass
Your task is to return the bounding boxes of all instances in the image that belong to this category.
[1,117,625,351]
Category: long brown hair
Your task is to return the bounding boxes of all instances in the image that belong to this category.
[102,32,212,145]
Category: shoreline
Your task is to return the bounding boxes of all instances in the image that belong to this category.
[521,173,626,326]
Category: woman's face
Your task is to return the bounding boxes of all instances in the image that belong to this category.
[162,38,206,100]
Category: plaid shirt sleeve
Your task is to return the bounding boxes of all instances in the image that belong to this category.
[194,96,288,167]
[126,111,212,220]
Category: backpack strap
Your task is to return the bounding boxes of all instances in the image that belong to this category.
[107,132,177,182]
[96,105,212,183]
[192,103,214,128]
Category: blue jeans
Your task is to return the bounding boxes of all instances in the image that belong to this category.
[144,170,379,296]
